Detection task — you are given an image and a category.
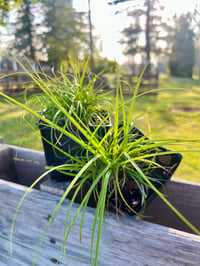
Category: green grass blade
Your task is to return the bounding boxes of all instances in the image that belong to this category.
[94,170,111,266]
[124,152,200,235]
[32,155,101,265]
[60,164,112,264]
[9,164,69,254]
[127,64,149,125]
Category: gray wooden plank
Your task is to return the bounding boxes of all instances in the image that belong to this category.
[41,177,200,234]
[1,180,200,265]
[143,179,200,233]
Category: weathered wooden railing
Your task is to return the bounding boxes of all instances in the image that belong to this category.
[0,141,199,233]
[0,70,32,93]
[0,141,200,265]
[0,70,43,95]
[113,74,159,96]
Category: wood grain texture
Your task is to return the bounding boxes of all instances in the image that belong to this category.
[41,177,200,234]
[1,180,200,266]
[1,143,200,234]
[143,179,200,234]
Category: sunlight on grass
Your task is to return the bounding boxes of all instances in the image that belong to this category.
[0,99,42,150]
[0,109,27,121]
[1,75,200,183]
[124,76,200,183]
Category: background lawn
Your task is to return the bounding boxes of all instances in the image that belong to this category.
[0,96,43,151]
[1,75,200,183]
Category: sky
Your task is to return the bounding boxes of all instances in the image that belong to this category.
[73,0,200,64]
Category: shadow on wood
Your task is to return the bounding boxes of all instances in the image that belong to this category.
[0,143,49,189]
[143,179,200,234]
[0,141,199,234]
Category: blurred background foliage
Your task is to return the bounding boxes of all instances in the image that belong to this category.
[0,0,199,75]
[1,0,200,183]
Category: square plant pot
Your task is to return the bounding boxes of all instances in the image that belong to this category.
[38,122,112,182]
[107,125,182,216]
[39,121,182,217]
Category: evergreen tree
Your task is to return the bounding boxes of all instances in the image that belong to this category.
[0,0,9,25]
[44,0,89,69]
[110,0,169,74]
[0,0,22,25]
[169,13,195,78]
[11,0,43,60]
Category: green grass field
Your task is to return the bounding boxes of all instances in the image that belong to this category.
[0,96,43,150]
[1,75,200,183]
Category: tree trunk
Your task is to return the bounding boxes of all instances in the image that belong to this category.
[26,2,36,61]
[145,0,151,75]
[88,0,94,73]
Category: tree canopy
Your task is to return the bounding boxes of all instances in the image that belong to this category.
[112,0,169,74]
[0,0,22,25]
[169,13,195,78]
[2,0,90,69]
[11,0,44,60]
[43,0,89,69]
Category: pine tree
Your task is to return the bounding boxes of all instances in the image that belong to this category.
[169,13,195,78]
[44,0,89,69]
[0,0,22,25]
[11,0,43,60]
[110,0,169,74]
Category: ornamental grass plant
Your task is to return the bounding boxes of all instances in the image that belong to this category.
[0,57,200,266]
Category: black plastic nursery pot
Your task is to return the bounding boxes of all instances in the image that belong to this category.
[65,125,182,217]
[109,126,182,216]
[38,121,111,182]
[38,123,79,181]
[108,149,182,217]
[39,121,182,217]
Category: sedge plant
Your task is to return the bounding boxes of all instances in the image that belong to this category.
[0,58,200,266]
[31,57,113,128]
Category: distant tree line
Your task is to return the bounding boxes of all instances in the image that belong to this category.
[0,0,199,77]
[109,0,196,78]
[169,13,195,78]
[9,0,90,70]
[0,0,118,73]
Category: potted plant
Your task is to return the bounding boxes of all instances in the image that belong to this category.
[32,59,113,181]
[1,58,200,266]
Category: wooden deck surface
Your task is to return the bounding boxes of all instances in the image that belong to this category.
[1,179,200,266]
